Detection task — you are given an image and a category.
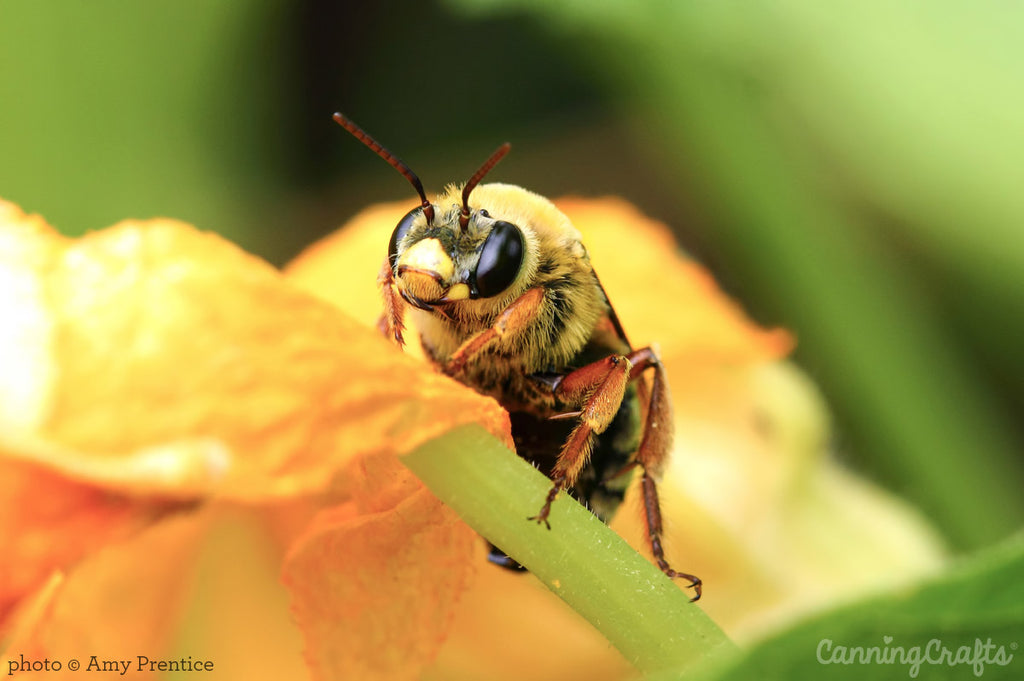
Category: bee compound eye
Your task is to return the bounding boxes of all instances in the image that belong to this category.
[474,220,524,298]
[388,207,422,265]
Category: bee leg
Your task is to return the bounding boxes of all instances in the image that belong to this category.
[445,287,546,375]
[629,348,702,601]
[530,355,633,527]
[640,470,702,600]
[377,257,406,346]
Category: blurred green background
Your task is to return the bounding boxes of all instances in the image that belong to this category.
[2,0,1021,553]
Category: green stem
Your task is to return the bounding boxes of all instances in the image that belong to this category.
[403,423,735,677]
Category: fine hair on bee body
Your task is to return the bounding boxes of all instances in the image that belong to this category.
[333,112,701,600]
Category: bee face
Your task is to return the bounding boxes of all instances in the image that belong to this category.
[388,184,537,312]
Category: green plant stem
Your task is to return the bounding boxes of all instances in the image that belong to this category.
[403,423,735,677]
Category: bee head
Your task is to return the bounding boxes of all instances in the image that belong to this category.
[334,113,530,310]
[386,188,531,309]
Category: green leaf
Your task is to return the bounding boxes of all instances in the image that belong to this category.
[403,423,735,677]
[678,535,1024,681]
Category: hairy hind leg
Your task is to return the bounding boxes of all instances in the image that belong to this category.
[632,351,701,601]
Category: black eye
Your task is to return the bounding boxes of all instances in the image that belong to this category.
[388,207,421,266]
[474,220,524,298]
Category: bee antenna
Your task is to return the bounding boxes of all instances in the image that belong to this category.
[460,143,511,229]
[333,113,435,223]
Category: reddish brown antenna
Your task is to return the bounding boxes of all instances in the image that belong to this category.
[460,143,511,229]
[333,113,435,223]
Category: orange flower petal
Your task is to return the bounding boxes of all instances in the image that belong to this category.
[172,511,309,681]
[0,198,507,501]
[285,202,402,329]
[0,458,186,628]
[0,574,64,670]
[0,198,509,655]
[555,197,792,364]
[2,512,205,680]
[283,484,477,681]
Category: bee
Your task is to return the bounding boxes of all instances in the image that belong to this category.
[334,113,701,601]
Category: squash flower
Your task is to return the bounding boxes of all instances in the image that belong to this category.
[0,195,945,681]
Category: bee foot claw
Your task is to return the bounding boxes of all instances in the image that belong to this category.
[663,569,702,601]
[526,514,551,530]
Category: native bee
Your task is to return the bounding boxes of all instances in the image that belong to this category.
[334,113,701,600]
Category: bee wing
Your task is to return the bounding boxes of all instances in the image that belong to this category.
[592,271,634,352]
[592,272,656,451]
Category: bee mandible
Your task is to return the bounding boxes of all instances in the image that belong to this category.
[334,113,701,601]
